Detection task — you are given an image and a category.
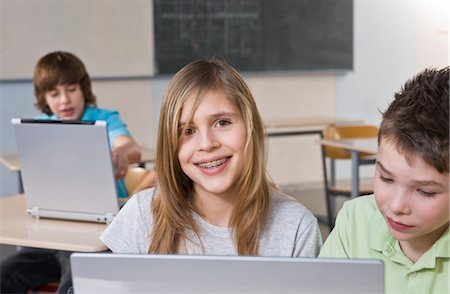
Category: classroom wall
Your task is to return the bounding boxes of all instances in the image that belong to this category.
[0,0,154,79]
[338,0,448,125]
[0,0,448,197]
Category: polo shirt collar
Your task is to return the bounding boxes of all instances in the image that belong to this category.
[422,227,449,260]
[410,228,449,270]
[369,211,449,269]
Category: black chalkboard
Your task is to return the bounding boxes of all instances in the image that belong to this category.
[154,0,353,74]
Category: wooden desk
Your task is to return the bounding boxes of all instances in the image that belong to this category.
[265,117,361,137]
[318,138,378,198]
[0,194,107,252]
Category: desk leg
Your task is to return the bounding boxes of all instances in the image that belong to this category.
[351,151,360,198]
[18,171,24,193]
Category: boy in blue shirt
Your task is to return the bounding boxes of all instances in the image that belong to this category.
[0,51,142,293]
[319,67,449,294]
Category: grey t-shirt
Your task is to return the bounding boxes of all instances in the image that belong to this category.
[100,188,322,257]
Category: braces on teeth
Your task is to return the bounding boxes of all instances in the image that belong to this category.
[198,158,226,168]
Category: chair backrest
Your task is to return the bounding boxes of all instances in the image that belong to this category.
[124,166,150,195]
[323,124,379,159]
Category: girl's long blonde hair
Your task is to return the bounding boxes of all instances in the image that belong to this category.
[149,59,272,255]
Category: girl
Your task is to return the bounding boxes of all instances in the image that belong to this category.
[101,59,322,256]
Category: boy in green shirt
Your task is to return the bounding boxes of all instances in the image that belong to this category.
[319,67,449,294]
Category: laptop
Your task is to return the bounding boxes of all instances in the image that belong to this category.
[12,118,120,224]
[71,253,384,293]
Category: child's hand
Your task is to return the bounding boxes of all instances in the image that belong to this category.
[111,147,129,180]
[111,135,142,180]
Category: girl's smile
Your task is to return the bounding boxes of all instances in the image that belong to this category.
[195,156,230,171]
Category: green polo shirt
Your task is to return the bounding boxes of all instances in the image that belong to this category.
[319,195,449,294]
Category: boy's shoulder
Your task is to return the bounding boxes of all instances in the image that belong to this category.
[343,194,378,213]
[82,107,118,120]
[337,195,385,236]
[36,113,56,119]
[339,195,383,226]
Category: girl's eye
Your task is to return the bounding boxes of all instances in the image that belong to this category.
[67,86,77,92]
[185,128,194,136]
[417,189,437,197]
[216,119,231,127]
[179,127,195,137]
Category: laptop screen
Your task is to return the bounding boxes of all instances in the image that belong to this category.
[12,118,120,223]
[71,253,384,293]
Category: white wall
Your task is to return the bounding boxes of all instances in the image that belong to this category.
[338,0,448,126]
[0,0,154,79]
[334,0,449,179]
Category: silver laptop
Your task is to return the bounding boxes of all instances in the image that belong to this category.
[71,253,384,293]
[12,118,120,224]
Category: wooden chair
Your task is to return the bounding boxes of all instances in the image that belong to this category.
[124,166,151,195]
[322,124,379,229]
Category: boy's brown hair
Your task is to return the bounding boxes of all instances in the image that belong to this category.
[33,51,97,115]
[378,67,449,173]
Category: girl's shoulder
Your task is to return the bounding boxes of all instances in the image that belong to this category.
[130,187,156,210]
[269,190,316,221]
[121,187,157,230]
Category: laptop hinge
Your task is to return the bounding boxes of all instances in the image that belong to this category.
[105,213,114,225]
[28,206,40,220]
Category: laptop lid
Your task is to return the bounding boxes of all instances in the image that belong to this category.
[70,253,384,293]
[12,118,120,223]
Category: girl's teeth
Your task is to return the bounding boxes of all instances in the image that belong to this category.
[198,158,226,168]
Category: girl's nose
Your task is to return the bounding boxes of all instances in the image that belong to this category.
[198,129,220,151]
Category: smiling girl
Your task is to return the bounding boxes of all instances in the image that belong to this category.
[100,59,322,256]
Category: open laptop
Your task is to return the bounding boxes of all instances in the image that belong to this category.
[71,253,384,293]
[12,118,120,224]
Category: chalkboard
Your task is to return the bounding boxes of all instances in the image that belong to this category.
[154,0,353,74]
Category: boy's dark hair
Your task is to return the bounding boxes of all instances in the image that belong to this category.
[379,67,449,173]
[33,51,97,115]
